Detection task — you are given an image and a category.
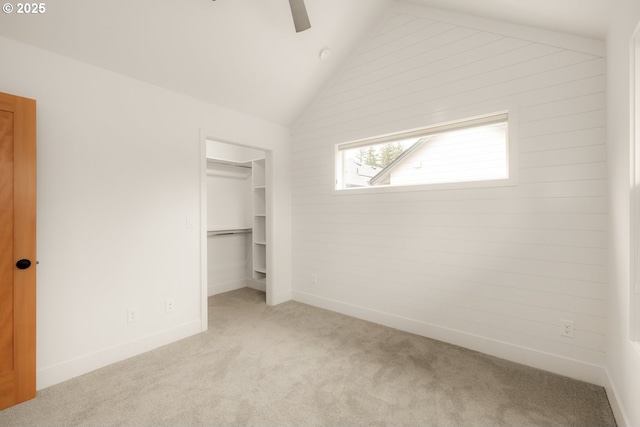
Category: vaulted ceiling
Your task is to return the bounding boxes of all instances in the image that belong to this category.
[0,0,613,127]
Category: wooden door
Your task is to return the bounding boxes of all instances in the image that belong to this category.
[0,92,36,410]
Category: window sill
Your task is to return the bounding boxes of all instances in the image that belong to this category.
[332,176,517,196]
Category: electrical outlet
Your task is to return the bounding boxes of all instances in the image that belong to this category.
[560,319,574,338]
[311,273,318,285]
[127,307,139,323]
[165,299,175,313]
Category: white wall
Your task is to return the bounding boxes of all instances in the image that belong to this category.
[206,163,252,296]
[606,0,640,425]
[0,35,291,390]
[207,232,252,296]
[206,163,252,230]
[292,2,607,385]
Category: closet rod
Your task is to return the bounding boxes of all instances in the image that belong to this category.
[207,228,253,237]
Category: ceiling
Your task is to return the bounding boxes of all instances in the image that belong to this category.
[0,0,614,127]
[408,0,613,42]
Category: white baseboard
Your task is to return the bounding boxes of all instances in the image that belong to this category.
[247,279,266,292]
[36,320,201,390]
[208,279,248,296]
[271,290,293,306]
[603,369,631,427]
[293,291,606,386]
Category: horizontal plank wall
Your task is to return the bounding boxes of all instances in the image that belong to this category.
[291,2,606,384]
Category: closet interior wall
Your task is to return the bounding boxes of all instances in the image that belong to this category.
[206,160,253,296]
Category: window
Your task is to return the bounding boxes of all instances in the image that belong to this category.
[335,113,511,191]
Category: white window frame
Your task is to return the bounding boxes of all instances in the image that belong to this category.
[333,111,517,194]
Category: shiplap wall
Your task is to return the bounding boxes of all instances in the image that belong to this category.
[291,3,606,383]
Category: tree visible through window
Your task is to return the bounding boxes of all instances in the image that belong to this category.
[355,142,406,168]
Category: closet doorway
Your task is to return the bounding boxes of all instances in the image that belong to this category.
[204,139,270,304]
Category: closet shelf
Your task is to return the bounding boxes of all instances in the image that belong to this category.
[252,158,267,285]
[206,158,252,169]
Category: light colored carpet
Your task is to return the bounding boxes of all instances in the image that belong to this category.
[0,288,616,426]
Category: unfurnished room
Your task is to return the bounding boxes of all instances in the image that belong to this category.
[1,0,640,426]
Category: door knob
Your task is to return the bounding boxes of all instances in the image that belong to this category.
[16,259,32,270]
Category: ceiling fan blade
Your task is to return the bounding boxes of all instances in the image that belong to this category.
[289,0,311,32]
